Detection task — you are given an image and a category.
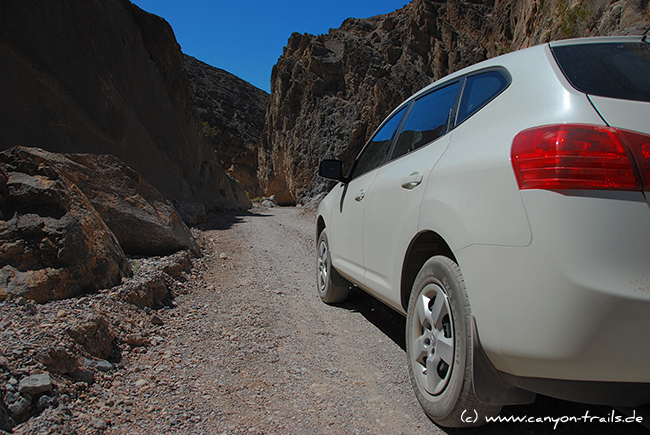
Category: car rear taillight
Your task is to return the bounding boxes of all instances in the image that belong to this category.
[511,124,650,191]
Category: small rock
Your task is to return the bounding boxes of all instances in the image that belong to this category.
[14,297,26,306]
[125,334,148,347]
[150,314,164,325]
[84,358,113,372]
[90,417,108,430]
[35,394,58,413]
[24,302,38,314]
[18,373,52,395]
[7,395,30,418]
[135,379,148,388]
[70,369,94,384]
[45,347,81,375]
[35,351,53,365]
[219,253,228,260]
[56,310,67,318]
[12,368,28,377]
[0,402,15,432]
[5,391,20,405]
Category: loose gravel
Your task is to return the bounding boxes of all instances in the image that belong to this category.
[101,206,436,435]
[3,205,648,434]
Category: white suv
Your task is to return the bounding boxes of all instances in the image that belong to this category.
[316,36,650,427]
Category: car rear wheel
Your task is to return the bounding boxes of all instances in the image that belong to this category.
[317,229,350,304]
[406,256,501,427]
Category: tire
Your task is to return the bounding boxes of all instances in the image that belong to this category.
[316,229,350,304]
[406,256,501,427]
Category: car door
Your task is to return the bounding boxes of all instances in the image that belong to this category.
[362,82,461,305]
[328,107,407,286]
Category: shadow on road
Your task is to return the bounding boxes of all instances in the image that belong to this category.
[338,287,406,351]
[336,288,649,435]
[195,209,271,231]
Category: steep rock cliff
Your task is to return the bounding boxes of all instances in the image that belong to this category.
[0,0,249,214]
[183,55,269,199]
[259,0,650,205]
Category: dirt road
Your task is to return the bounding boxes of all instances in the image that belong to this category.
[99,206,434,434]
[102,206,647,435]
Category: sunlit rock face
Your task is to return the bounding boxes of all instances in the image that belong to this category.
[259,0,649,205]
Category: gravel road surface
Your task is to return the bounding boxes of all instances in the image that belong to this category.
[100,206,649,435]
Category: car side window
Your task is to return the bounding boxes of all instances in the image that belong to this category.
[392,83,459,159]
[351,107,406,179]
[456,70,509,125]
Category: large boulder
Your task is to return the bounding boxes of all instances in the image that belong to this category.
[0,147,132,302]
[2,146,200,257]
[56,152,200,256]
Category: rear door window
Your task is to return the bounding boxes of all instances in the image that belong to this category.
[456,70,510,125]
[392,82,459,159]
[551,42,650,103]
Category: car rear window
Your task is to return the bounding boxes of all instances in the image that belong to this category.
[551,42,650,103]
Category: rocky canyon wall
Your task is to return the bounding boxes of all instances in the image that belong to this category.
[259,0,650,205]
[183,55,269,199]
[0,0,250,213]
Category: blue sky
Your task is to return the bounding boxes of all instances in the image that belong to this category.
[130,0,410,93]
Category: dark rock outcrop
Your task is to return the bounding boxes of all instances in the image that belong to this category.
[0,0,249,213]
[183,55,270,199]
[259,0,650,204]
[0,147,132,303]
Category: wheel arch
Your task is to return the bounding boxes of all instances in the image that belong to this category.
[401,231,537,407]
[316,215,326,241]
[400,230,456,312]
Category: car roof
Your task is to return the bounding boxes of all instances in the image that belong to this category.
[549,35,644,47]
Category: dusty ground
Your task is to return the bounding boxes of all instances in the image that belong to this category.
[3,205,649,434]
[102,205,435,435]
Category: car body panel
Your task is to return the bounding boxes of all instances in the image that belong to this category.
[327,170,378,286]
[419,44,604,252]
[363,133,452,308]
[588,96,650,135]
[457,189,650,382]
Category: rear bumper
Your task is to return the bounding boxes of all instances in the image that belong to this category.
[458,190,650,386]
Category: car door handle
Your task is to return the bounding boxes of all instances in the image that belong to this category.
[355,189,365,202]
[401,172,423,190]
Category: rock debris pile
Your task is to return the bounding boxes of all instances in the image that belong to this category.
[0,249,197,433]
